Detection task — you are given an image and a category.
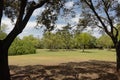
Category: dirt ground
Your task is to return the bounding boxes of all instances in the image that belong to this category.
[10,60,118,80]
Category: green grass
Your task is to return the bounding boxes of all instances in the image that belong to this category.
[9,49,116,66]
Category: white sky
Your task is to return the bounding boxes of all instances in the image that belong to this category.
[118,0,120,3]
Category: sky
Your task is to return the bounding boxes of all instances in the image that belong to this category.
[119,0,120,3]
[1,0,120,39]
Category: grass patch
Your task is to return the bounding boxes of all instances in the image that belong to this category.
[9,49,116,66]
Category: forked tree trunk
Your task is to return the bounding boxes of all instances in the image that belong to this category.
[0,42,10,80]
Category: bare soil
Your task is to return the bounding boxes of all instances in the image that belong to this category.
[10,60,118,80]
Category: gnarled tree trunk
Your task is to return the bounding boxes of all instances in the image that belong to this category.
[0,40,10,80]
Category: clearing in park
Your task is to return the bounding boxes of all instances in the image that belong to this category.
[9,49,117,80]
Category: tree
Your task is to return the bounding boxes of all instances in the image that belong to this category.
[79,0,120,74]
[75,32,92,52]
[88,36,97,49]
[0,0,65,79]
[36,39,44,49]
[57,24,73,49]
[9,37,36,55]
[42,31,63,49]
[42,32,55,49]
[23,35,39,48]
[97,35,113,49]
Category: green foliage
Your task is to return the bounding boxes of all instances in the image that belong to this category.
[41,24,74,50]
[96,35,113,49]
[88,36,97,48]
[9,37,36,55]
[23,35,39,48]
[36,39,44,49]
[42,32,64,49]
[74,33,93,50]
[57,24,73,49]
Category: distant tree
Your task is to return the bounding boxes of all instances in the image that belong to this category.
[75,32,92,52]
[57,24,73,49]
[42,32,52,49]
[9,37,36,55]
[36,39,44,49]
[23,35,39,48]
[42,31,63,49]
[97,35,113,49]
[88,36,97,49]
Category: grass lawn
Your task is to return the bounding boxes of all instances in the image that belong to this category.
[9,49,116,66]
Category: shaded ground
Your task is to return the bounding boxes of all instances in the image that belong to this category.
[10,60,118,80]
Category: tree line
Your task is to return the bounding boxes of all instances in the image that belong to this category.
[37,25,114,51]
[1,24,114,55]
[5,24,114,55]
[40,31,113,50]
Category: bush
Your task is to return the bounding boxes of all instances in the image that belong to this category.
[9,38,36,55]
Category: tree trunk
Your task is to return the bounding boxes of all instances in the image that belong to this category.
[115,41,120,80]
[116,49,120,72]
[82,45,85,52]
[0,42,10,80]
[116,41,120,71]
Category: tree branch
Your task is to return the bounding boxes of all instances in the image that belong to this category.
[15,0,27,27]
[3,0,47,49]
[85,0,110,36]
[101,0,114,34]
[84,0,91,7]
[113,27,119,39]
[33,0,48,9]
[20,0,48,32]
[96,23,104,29]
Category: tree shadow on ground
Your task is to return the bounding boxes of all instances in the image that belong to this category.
[10,60,118,80]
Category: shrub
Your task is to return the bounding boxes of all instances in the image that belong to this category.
[9,38,36,55]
